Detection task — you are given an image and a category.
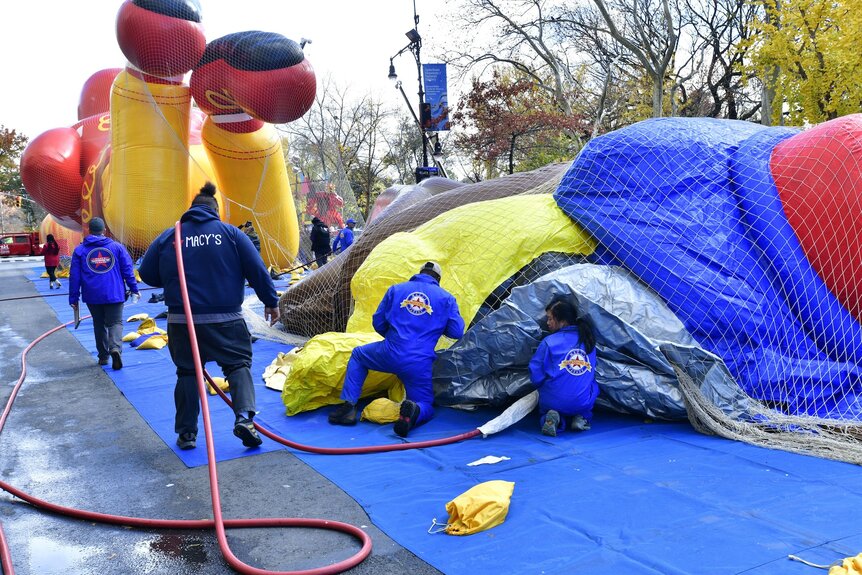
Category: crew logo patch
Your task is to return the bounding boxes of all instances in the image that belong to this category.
[86,248,115,273]
[558,348,592,376]
[400,291,433,316]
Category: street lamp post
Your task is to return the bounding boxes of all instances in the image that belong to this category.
[389,0,440,182]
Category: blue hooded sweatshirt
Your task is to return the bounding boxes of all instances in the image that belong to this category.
[69,234,138,306]
[138,205,278,315]
[528,325,599,420]
[371,273,465,360]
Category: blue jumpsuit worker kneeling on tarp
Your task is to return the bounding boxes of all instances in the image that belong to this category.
[529,295,598,437]
[329,262,465,437]
[139,182,281,451]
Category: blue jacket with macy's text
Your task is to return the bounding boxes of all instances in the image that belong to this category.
[529,325,599,420]
[69,235,138,306]
[372,273,465,361]
[138,205,278,314]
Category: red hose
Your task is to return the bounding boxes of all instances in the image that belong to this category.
[204,371,481,454]
[0,221,482,574]
[171,222,373,575]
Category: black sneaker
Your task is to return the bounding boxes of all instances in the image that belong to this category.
[233,417,262,447]
[110,350,123,370]
[542,410,561,437]
[176,432,196,450]
[394,400,420,438]
[98,356,109,366]
[328,403,357,426]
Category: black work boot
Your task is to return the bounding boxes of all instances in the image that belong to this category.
[233,416,262,447]
[328,402,358,426]
[110,349,123,370]
[394,400,420,438]
[176,432,196,450]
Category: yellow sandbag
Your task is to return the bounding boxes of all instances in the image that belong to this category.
[360,398,403,423]
[207,376,230,395]
[347,195,596,333]
[281,332,405,416]
[137,318,166,334]
[442,480,515,536]
[122,332,139,342]
[831,554,862,575]
[137,334,168,350]
[126,313,149,322]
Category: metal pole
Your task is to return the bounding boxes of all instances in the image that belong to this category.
[412,3,428,168]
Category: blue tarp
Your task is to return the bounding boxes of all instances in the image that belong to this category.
[27,269,862,574]
[554,118,862,418]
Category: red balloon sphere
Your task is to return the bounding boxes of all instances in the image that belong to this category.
[771,114,862,322]
[20,128,85,225]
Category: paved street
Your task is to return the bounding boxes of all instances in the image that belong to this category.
[0,260,440,575]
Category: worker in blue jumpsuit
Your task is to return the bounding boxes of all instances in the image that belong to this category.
[331,218,356,254]
[329,261,465,437]
[139,182,280,451]
[529,295,598,437]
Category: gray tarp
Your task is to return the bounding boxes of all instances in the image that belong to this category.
[433,264,753,421]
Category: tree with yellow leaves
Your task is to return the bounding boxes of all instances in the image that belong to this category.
[748,0,862,125]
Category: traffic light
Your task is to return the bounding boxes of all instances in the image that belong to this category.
[16,196,22,208]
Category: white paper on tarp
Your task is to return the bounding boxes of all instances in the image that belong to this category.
[477,390,538,436]
[467,456,512,467]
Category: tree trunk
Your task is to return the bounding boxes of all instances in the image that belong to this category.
[508,134,516,175]
[761,66,777,126]
[653,75,664,118]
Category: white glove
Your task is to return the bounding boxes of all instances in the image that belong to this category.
[130,292,140,304]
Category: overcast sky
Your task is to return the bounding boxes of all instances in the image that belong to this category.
[0,0,455,140]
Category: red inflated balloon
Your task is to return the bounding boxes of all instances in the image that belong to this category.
[116,0,206,79]
[771,114,862,322]
[78,68,122,120]
[20,128,85,225]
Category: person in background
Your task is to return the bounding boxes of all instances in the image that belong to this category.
[309,216,331,266]
[68,217,140,370]
[241,221,261,252]
[331,218,356,255]
[529,295,598,437]
[328,262,465,437]
[43,234,61,289]
[139,182,280,451]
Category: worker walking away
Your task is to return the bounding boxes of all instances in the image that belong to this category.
[68,217,140,370]
[331,218,356,255]
[43,234,61,289]
[309,216,331,266]
[139,182,280,451]
[329,262,465,437]
[529,295,598,437]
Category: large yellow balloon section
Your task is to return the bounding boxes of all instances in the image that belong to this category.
[104,70,192,252]
[201,118,299,267]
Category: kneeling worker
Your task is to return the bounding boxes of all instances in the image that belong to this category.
[139,182,280,450]
[329,262,465,437]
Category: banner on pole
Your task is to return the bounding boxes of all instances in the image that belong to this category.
[423,63,450,131]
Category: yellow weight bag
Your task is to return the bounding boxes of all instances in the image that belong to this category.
[429,480,515,536]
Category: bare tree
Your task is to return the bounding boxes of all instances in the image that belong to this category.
[589,0,680,117]
[351,98,392,217]
[550,3,639,134]
[444,0,579,117]
[681,0,762,119]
